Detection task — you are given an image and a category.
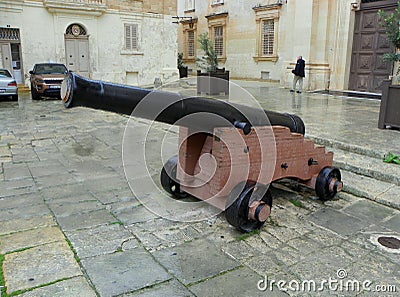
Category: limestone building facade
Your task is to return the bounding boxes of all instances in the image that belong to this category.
[177,0,398,92]
[0,0,178,86]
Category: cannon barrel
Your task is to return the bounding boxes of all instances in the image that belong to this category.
[61,72,305,134]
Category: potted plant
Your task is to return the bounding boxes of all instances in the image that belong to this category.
[177,52,188,78]
[378,2,400,129]
[196,32,229,95]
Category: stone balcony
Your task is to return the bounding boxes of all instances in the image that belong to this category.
[43,0,108,16]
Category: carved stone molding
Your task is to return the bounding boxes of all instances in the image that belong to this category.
[43,0,107,16]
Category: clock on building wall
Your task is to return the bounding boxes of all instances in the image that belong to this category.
[72,25,80,36]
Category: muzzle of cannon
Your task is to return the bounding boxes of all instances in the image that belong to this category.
[61,72,342,233]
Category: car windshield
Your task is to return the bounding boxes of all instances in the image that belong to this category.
[0,69,12,77]
[35,64,67,74]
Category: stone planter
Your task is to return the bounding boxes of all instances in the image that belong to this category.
[378,79,400,129]
[197,69,230,95]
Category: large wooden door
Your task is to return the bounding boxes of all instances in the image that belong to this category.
[65,38,89,77]
[349,0,397,93]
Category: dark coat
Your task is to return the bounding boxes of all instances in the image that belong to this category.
[293,58,305,77]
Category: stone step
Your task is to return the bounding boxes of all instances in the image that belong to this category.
[329,146,400,186]
[306,135,400,210]
[339,170,400,210]
[308,134,400,185]
[307,135,385,159]
[18,84,30,93]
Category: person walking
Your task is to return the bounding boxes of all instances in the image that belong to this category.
[290,56,305,93]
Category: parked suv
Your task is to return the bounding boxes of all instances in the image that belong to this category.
[29,63,68,100]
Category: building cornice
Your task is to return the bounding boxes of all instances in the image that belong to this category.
[205,11,228,20]
[43,0,107,16]
[0,0,23,13]
[252,2,283,12]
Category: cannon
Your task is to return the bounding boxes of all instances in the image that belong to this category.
[61,72,343,232]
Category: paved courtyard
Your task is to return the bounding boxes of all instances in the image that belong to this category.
[0,83,399,296]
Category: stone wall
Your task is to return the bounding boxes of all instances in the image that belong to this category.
[0,0,178,86]
[177,0,356,91]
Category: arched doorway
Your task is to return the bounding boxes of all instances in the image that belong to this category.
[349,0,397,93]
[65,23,89,77]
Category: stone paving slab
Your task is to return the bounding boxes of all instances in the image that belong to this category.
[308,208,366,237]
[288,245,355,279]
[0,203,51,222]
[2,163,31,180]
[0,226,65,254]
[82,176,131,193]
[111,202,160,225]
[0,192,43,210]
[18,276,97,297]
[82,247,171,297]
[91,188,133,205]
[3,241,82,294]
[189,266,288,297]
[49,200,106,218]
[33,173,80,189]
[27,161,69,178]
[342,199,397,225]
[38,183,91,200]
[44,192,98,206]
[65,223,138,259]
[0,214,56,236]
[56,209,118,231]
[345,251,400,287]
[125,280,194,297]
[152,238,240,285]
[382,213,400,233]
[0,185,35,198]
[0,178,35,192]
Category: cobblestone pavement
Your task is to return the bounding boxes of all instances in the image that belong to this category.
[0,84,399,297]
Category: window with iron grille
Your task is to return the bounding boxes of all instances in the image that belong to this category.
[187,30,195,57]
[214,26,223,56]
[262,19,274,55]
[124,23,138,51]
[0,28,20,41]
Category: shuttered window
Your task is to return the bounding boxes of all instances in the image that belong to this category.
[187,30,195,57]
[185,0,195,11]
[262,20,274,55]
[214,26,223,56]
[124,23,138,51]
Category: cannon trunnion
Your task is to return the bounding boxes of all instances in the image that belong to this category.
[62,72,343,233]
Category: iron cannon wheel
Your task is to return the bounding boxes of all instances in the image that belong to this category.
[225,181,273,233]
[160,155,188,199]
[315,166,342,200]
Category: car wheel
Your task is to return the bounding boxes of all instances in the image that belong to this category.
[12,94,18,101]
[31,85,41,100]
